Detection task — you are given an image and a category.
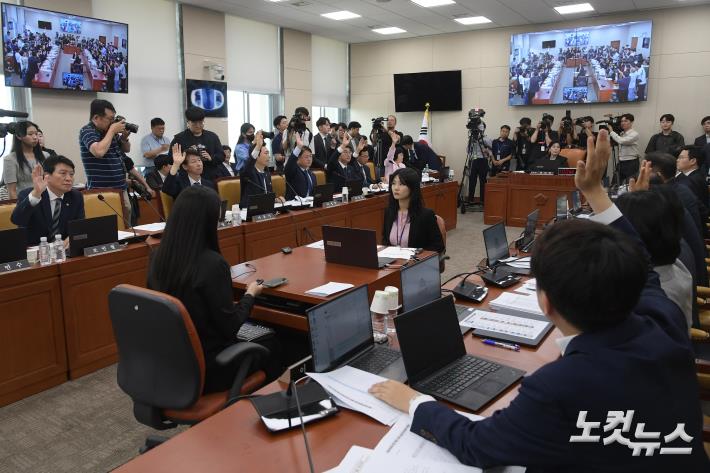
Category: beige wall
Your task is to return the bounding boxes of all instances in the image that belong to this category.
[283,28,311,116]
[25,0,93,183]
[350,4,710,177]
[180,4,228,142]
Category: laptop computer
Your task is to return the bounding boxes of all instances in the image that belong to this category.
[322,225,395,269]
[439,166,450,181]
[394,296,525,411]
[0,227,28,264]
[520,209,540,252]
[481,223,528,287]
[555,194,568,221]
[307,285,406,382]
[313,183,334,208]
[346,179,363,197]
[68,215,118,258]
[245,192,276,221]
[400,254,486,334]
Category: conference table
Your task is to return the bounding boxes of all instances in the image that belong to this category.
[0,180,458,407]
[114,273,561,473]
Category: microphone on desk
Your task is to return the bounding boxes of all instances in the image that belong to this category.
[242,176,269,194]
[276,170,307,206]
[97,193,138,240]
[139,192,166,223]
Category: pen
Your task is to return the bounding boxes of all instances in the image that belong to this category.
[481,339,520,352]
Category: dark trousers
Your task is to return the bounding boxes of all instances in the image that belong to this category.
[637,83,646,101]
[618,158,640,183]
[468,159,489,202]
[619,88,629,102]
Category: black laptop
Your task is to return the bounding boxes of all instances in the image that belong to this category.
[68,215,118,258]
[394,296,525,411]
[346,179,363,197]
[322,225,394,269]
[307,285,406,382]
[0,227,27,264]
[400,254,485,334]
[245,192,276,221]
[439,166,450,181]
[519,209,540,252]
[555,194,568,221]
[313,183,335,208]
[481,222,528,287]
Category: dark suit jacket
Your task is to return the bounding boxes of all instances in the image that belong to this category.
[239,158,273,207]
[311,133,330,169]
[382,207,444,253]
[145,169,166,191]
[411,215,709,472]
[11,187,86,245]
[407,143,442,171]
[350,161,375,187]
[284,152,317,200]
[162,171,217,199]
[685,168,709,211]
[326,153,356,191]
[147,249,254,394]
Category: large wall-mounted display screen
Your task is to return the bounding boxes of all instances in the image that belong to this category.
[509,21,652,106]
[1,3,128,93]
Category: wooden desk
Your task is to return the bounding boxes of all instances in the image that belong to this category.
[231,246,432,331]
[484,173,576,226]
[115,277,560,473]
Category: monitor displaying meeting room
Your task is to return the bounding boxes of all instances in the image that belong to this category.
[1,3,128,92]
[509,20,652,106]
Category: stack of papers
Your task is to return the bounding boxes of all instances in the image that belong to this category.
[500,256,531,269]
[460,309,549,341]
[307,366,402,426]
[306,240,325,250]
[377,246,416,259]
[133,222,166,232]
[327,414,525,472]
[514,278,537,296]
[117,230,135,241]
[489,292,545,318]
[305,282,353,297]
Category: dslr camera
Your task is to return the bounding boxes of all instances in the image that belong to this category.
[371,117,386,133]
[560,110,574,134]
[114,115,138,134]
[0,121,18,138]
[540,113,554,130]
[596,115,623,134]
[261,130,275,140]
[288,114,306,134]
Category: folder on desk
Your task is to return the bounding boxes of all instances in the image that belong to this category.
[250,381,338,433]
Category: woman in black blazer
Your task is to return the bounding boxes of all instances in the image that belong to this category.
[147,185,281,393]
[530,141,569,173]
[382,167,444,253]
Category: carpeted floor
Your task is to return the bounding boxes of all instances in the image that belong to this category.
[0,210,502,473]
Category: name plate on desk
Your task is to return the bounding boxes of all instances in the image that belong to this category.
[252,212,276,223]
[0,259,31,274]
[351,195,366,202]
[84,242,122,257]
[322,200,339,208]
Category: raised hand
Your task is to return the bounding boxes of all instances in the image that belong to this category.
[30,164,48,199]
[171,143,186,169]
[295,132,304,149]
[629,160,651,192]
[575,129,612,213]
[255,131,264,147]
[341,132,351,147]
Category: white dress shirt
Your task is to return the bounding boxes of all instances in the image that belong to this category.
[28,188,64,216]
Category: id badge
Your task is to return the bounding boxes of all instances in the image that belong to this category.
[541,145,545,152]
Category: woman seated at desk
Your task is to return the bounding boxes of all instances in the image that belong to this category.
[529,141,569,173]
[147,185,282,393]
[382,167,444,253]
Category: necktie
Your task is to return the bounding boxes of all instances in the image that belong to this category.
[362,166,367,186]
[304,169,313,196]
[409,149,416,162]
[49,197,61,238]
[193,181,201,186]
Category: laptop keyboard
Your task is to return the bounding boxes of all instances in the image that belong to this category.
[420,355,501,398]
[350,346,401,373]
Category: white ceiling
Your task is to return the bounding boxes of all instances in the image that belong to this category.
[179,0,710,43]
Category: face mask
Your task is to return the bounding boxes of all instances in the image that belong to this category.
[246,134,254,142]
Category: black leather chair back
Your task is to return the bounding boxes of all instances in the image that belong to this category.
[109,284,204,410]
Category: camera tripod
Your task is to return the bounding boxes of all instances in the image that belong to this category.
[371,128,387,180]
[458,129,489,214]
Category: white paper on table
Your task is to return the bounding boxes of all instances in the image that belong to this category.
[489,292,544,317]
[324,446,373,473]
[307,366,403,426]
[378,246,416,259]
[133,222,166,232]
[117,230,135,241]
[500,256,530,263]
[306,240,325,250]
[304,282,354,297]
[513,286,537,296]
[361,451,480,473]
[460,310,549,341]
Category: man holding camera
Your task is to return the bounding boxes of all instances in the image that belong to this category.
[370,115,403,178]
[513,117,534,170]
[169,107,225,181]
[608,113,641,182]
[79,98,132,219]
[530,114,559,163]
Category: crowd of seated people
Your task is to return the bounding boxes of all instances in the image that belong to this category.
[3,31,52,86]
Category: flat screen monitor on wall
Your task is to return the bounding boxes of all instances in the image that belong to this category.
[185,79,228,118]
[509,20,652,106]
[394,70,462,112]
[1,3,129,93]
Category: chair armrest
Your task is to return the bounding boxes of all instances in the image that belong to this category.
[697,286,710,299]
[690,328,710,342]
[216,342,270,367]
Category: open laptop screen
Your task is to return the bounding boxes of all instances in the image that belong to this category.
[307,285,373,372]
[483,222,509,267]
[524,209,539,238]
[400,255,441,312]
[556,195,568,220]
[571,190,581,212]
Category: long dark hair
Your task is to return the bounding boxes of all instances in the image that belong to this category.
[149,186,221,297]
[236,122,254,145]
[387,167,424,219]
[12,121,45,172]
[546,141,561,158]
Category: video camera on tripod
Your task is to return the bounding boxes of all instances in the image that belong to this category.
[371,116,386,133]
[596,114,624,134]
[466,108,486,138]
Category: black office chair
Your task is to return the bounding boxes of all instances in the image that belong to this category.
[108,284,269,453]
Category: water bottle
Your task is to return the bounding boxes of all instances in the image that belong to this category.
[53,234,66,263]
[233,205,242,226]
[341,187,349,204]
[39,237,51,266]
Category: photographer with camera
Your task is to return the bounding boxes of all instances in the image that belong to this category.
[513,117,534,170]
[270,115,288,173]
[169,107,225,182]
[557,112,578,148]
[283,106,312,157]
[464,109,492,206]
[529,113,559,163]
[79,98,133,219]
[370,115,403,178]
[576,116,596,149]
[608,113,640,182]
[234,123,255,174]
